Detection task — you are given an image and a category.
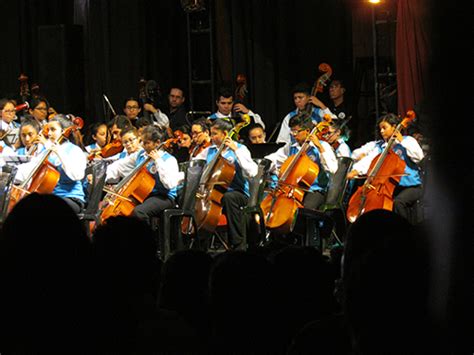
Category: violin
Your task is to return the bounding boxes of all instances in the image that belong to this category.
[88,139,123,161]
[189,139,211,158]
[346,110,416,223]
[260,123,321,234]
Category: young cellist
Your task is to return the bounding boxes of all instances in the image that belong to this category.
[193,118,258,250]
[104,125,181,224]
[13,115,87,213]
[346,113,424,221]
[264,113,338,210]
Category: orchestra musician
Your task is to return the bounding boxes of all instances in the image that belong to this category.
[247,123,266,144]
[123,97,169,129]
[189,118,212,158]
[264,114,338,211]
[108,115,133,141]
[27,97,50,128]
[208,87,265,129]
[13,115,87,213]
[84,123,108,155]
[0,98,20,148]
[193,118,258,250]
[325,122,351,158]
[167,125,192,163]
[104,125,181,224]
[346,113,424,221]
[276,83,335,145]
[164,87,188,130]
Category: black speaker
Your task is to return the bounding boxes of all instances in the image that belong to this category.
[37,24,84,116]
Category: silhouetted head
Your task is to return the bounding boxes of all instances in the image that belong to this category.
[342,209,431,351]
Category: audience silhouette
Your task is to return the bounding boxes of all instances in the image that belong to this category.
[0,193,96,353]
[0,194,456,353]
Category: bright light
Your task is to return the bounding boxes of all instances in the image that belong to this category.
[368,0,381,3]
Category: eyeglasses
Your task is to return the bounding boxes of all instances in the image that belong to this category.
[2,109,16,114]
[125,106,140,110]
[290,128,306,135]
[34,107,48,112]
[122,137,138,145]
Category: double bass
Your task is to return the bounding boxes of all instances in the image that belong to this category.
[193,116,251,232]
[260,120,329,234]
[346,110,416,222]
[301,63,333,119]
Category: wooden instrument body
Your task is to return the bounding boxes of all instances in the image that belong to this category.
[346,110,415,223]
[194,157,235,232]
[261,153,319,234]
[100,167,155,222]
[8,161,60,213]
[346,149,406,222]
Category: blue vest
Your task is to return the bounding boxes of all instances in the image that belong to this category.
[288,108,323,143]
[85,142,99,152]
[205,143,250,197]
[135,149,177,201]
[49,143,86,202]
[287,144,329,192]
[374,140,422,187]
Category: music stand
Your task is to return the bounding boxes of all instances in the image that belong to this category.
[246,142,285,159]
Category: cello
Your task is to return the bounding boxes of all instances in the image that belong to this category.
[193,116,251,232]
[99,136,176,223]
[7,121,82,213]
[260,118,330,235]
[346,110,416,223]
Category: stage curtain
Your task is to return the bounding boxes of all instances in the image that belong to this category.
[396,0,431,116]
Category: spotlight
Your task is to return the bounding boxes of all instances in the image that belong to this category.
[368,0,381,3]
[180,0,206,13]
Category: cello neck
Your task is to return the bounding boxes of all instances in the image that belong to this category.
[113,141,167,192]
[366,120,406,182]
[280,125,318,181]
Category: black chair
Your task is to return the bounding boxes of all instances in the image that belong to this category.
[320,156,354,247]
[156,159,206,261]
[77,160,107,238]
[406,154,430,225]
[0,165,18,225]
[292,157,354,251]
[209,158,273,251]
[243,158,272,248]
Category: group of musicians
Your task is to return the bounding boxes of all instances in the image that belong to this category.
[0,79,425,251]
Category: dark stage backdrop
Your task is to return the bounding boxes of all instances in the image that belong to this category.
[0,0,352,135]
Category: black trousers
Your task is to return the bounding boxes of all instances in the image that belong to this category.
[133,194,175,225]
[393,185,423,222]
[302,190,326,210]
[221,190,249,250]
[63,197,85,214]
